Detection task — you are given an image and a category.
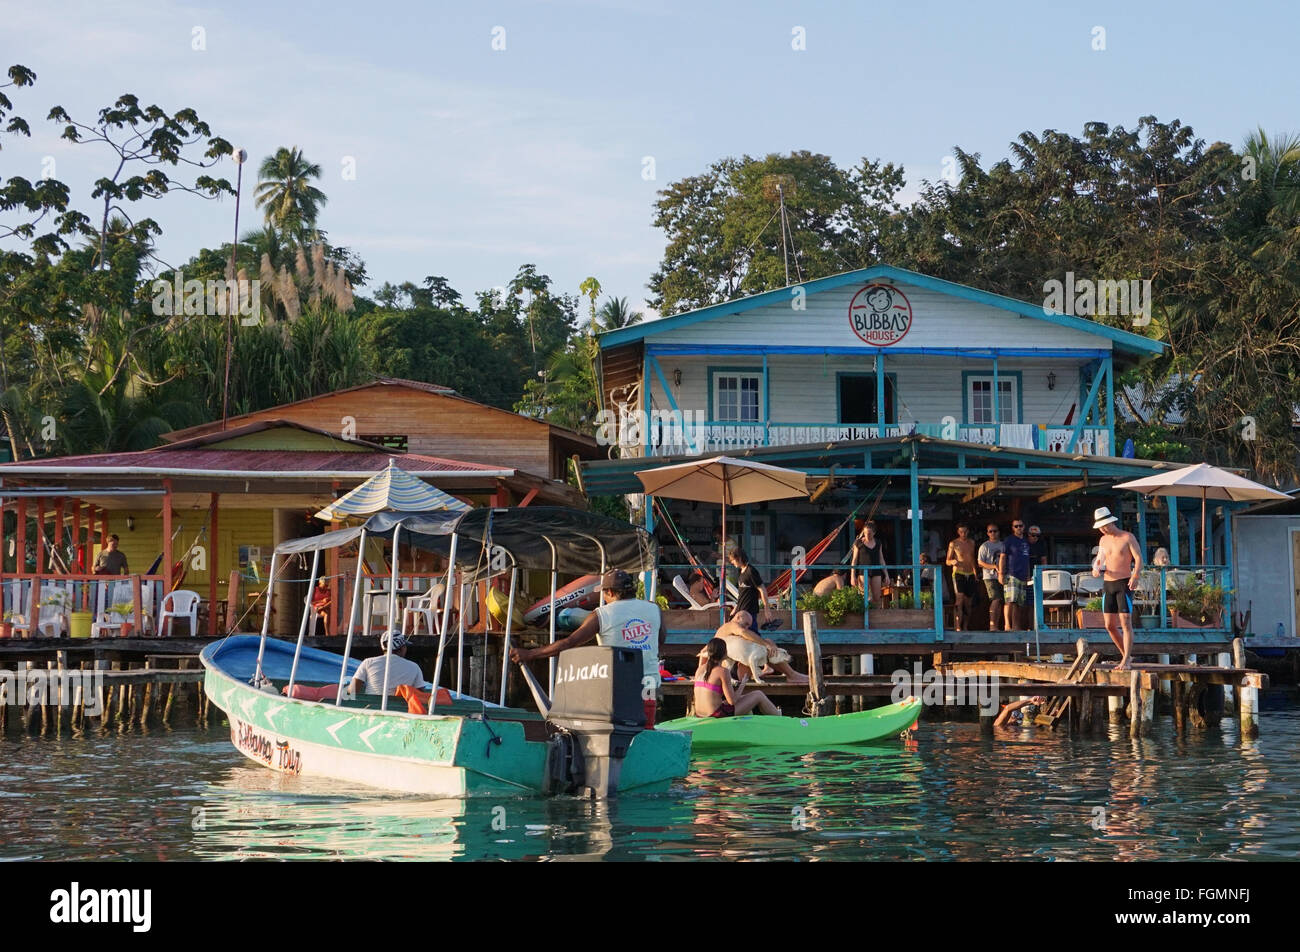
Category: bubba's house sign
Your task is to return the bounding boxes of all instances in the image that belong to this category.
[849,284,912,346]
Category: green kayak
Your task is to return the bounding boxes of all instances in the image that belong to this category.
[657,698,922,750]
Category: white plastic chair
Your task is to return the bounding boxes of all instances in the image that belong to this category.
[1072,572,1104,607]
[159,590,201,637]
[1039,570,1075,627]
[403,581,446,637]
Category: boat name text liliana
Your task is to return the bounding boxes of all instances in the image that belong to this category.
[235,721,302,774]
[554,662,610,686]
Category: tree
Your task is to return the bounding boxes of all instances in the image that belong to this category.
[254,146,327,241]
[596,296,643,332]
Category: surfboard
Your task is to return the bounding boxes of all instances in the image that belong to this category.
[523,574,601,626]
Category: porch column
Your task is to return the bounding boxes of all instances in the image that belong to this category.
[910,449,921,601]
[34,497,45,575]
[1137,495,1148,560]
[71,501,82,576]
[162,479,174,594]
[876,352,886,439]
[992,354,1001,446]
[1168,497,1180,565]
[1222,504,1235,626]
[643,494,655,603]
[0,495,5,574]
[54,498,64,571]
[208,493,220,634]
[329,479,345,635]
[17,498,28,578]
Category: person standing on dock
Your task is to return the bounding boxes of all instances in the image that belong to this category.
[945,523,978,631]
[999,520,1033,632]
[978,524,1004,631]
[511,569,664,724]
[1091,507,1142,671]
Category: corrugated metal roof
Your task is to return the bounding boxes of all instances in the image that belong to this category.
[0,447,496,474]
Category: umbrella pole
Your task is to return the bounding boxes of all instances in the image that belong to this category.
[719,497,727,626]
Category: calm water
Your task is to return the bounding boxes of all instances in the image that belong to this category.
[3,706,1299,861]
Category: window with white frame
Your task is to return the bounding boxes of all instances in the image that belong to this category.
[967,376,1018,424]
[712,371,762,423]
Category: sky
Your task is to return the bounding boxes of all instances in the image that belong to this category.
[5,0,1299,318]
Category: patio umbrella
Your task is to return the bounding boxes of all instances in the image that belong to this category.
[315,460,470,521]
[634,456,810,615]
[1114,463,1288,564]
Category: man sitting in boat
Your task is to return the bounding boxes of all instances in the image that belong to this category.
[715,612,809,685]
[351,630,427,696]
[693,637,779,718]
[510,569,664,725]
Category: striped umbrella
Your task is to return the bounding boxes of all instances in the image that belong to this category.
[315,460,470,521]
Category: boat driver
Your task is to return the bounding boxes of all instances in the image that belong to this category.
[351,630,426,696]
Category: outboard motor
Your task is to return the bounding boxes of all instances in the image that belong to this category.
[545,645,646,798]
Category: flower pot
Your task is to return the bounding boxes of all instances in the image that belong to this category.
[868,608,933,629]
[1137,614,1160,630]
[120,622,135,638]
[69,611,93,640]
[813,611,864,629]
[1076,609,1107,629]
[1171,611,1223,630]
[0,622,11,639]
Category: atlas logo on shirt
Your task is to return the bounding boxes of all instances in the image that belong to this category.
[622,618,653,649]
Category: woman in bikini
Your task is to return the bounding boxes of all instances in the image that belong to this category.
[692,637,780,717]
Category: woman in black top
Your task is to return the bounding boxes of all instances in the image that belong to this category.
[727,548,769,623]
[851,520,891,607]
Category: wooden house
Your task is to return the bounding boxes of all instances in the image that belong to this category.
[584,265,1241,655]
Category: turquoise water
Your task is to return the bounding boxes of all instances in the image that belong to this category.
[2,708,1298,861]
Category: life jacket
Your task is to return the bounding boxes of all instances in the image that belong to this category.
[394,684,454,714]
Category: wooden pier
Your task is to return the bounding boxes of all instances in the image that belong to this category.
[0,650,208,737]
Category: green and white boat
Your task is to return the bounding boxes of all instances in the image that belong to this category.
[202,507,690,798]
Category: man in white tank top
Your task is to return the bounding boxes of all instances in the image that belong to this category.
[510,570,664,724]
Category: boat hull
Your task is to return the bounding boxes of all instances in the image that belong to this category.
[658,698,922,750]
[202,636,688,797]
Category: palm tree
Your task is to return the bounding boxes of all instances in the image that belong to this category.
[596,296,643,332]
[254,147,328,241]
[1241,128,1300,225]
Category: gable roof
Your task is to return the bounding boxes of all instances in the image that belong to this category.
[601,264,1166,358]
[160,377,598,449]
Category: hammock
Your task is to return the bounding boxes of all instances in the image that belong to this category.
[652,498,720,598]
[766,480,889,597]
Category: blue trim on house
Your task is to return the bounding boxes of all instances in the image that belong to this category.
[706,365,765,423]
[835,371,898,424]
[603,265,1166,356]
[645,344,1113,359]
[960,370,1024,424]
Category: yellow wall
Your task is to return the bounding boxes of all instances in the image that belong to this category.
[96,508,275,611]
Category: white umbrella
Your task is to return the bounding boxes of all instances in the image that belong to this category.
[1114,463,1288,564]
[315,460,470,521]
[635,456,810,613]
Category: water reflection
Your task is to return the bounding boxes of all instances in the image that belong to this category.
[2,710,1298,861]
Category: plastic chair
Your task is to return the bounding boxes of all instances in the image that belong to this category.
[1039,570,1075,627]
[159,590,201,637]
[1072,572,1104,607]
[403,581,446,637]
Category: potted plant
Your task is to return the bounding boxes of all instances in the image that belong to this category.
[1169,581,1229,629]
[0,612,17,639]
[109,601,136,638]
[1077,597,1105,629]
[798,587,864,628]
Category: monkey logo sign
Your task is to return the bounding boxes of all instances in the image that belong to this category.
[849,284,913,346]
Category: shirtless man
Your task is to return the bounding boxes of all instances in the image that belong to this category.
[812,568,847,597]
[1091,507,1143,671]
[715,611,809,684]
[945,523,978,631]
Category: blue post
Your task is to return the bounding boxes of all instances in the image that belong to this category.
[992,354,1001,446]
[1033,564,1044,633]
[1222,503,1234,631]
[910,450,921,602]
[1137,495,1148,560]
[933,565,944,641]
[1168,497,1180,566]
[876,352,887,439]
[643,494,656,601]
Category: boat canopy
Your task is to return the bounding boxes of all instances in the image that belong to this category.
[273,525,366,556]
[364,507,655,574]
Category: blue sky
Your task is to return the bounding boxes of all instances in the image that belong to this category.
[7,0,1298,316]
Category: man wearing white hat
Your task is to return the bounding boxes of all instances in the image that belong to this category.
[1090,507,1143,671]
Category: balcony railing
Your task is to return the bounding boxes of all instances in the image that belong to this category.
[647,420,1112,457]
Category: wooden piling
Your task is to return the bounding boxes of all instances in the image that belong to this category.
[1108,694,1123,723]
[1172,678,1186,732]
[163,682,175,726]
[139,680,153,729]
[801,613,828,717]
[1128,670,1142,738]
[1081,689,1094,730]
